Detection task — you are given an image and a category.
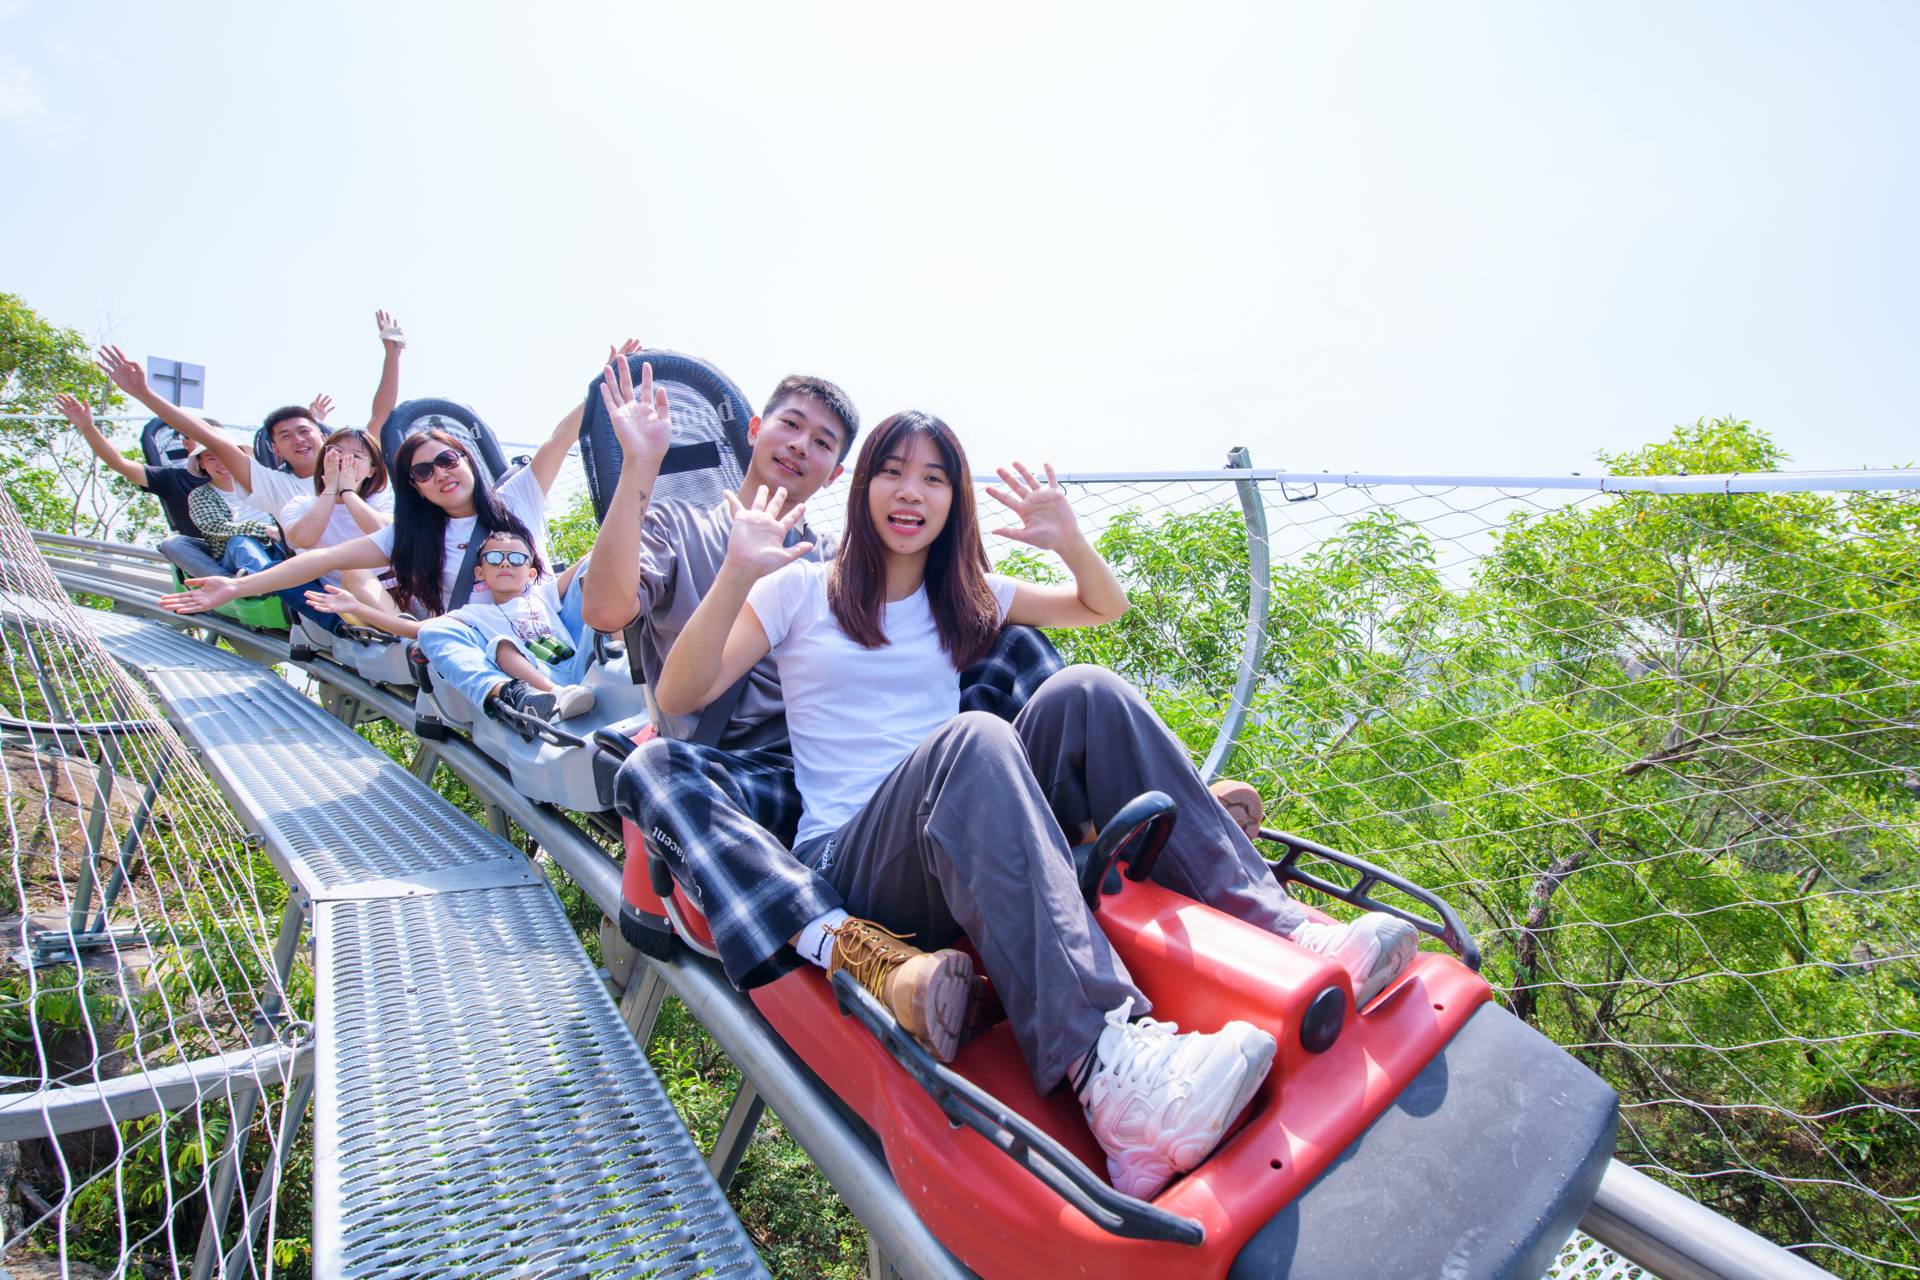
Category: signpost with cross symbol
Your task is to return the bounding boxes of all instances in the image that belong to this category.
[146,357,205,409]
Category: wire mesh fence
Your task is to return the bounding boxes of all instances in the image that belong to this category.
[561,430,1919,1276]
[13,403,1920,1277]
[0,484,311,1277]
[963,450,1915,1278]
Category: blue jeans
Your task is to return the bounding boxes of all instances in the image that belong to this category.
[157,535,223,581]
[417,578,590,708]
[221,536,338,632]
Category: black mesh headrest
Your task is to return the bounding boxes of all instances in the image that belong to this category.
[380,398,511,482]
[140,417,192,470]
[250,424,291,472]
[578,350,754,522]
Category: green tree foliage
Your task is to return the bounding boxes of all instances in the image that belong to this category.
[0,292,162,541]
[1005,419,1919,1276]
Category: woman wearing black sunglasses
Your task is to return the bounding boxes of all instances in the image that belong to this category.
[156,345,619,637]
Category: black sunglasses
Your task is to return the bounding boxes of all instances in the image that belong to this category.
[408,448,464,484]
[480,550,532,567]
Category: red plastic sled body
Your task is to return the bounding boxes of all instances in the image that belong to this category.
[621,818,1494,1280]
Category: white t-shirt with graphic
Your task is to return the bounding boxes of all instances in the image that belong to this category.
[746,560,1017,847]
[368,466,548,616]
[449,578,575,668]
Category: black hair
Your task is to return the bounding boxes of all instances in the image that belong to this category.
[390,431,536,616]
[828,411,998,669]
[262,405,318,438]
[762,376,860,460]
[476,528,547,579]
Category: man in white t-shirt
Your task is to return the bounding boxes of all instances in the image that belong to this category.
[97,314,405,525]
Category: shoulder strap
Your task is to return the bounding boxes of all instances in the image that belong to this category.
[447,527,487,616]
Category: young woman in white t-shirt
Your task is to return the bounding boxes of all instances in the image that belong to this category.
[278,427,397,616]
[655,411,1418,1201]
[166,338,643,633]
[160,408,584,639]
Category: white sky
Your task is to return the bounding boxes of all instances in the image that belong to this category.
[3,1,1915,473]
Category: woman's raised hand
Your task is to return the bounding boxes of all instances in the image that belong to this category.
[321,448,343,493]
[159,576,238,614]
[302,584,360,616]
[52,393,94,432]
[723,486,813,578]
[599,357,671,467]
[376,310,406,350]
[95,346,148,398]
[986,462,1082,551]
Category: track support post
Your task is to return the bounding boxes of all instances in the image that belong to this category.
[190,892,308,1280]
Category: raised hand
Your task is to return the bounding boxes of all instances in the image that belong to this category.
[303,584,361,615]
[607,338,642,363]
[52,393,95,432]
[723,486,813,579]
[96,346,148,399]
[376,310,406,350]
[309,393,334,423]
[598,357,671,466]
[159,576,238,615]
[986,462,1082,551]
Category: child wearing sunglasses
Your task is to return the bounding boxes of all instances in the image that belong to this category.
[446,529,596,720]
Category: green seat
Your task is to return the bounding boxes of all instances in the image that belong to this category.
[170,569,289,630]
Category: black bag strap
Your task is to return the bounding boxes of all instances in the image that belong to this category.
[446,525,488,617]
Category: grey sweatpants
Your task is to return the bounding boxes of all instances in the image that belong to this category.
[797,664,1305,1091]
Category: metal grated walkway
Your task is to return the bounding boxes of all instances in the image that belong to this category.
[81,606,769,1278]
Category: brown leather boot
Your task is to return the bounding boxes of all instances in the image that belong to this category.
[1209,779,1266,843]
[826,919,975,1062]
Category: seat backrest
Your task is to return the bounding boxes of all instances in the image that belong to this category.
[139,417,193,470]
[379,398,512,483]
[250,424,292,473]
[577,350,754,522]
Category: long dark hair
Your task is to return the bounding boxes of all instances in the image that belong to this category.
[391,431,534,616]
[314,427,389,497]
[828,411,999,670]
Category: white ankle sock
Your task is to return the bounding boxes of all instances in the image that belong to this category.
[793,908,851,969]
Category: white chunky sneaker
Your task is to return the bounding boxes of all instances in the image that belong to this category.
[1287,911,1420,1007]
[551,683,596,720]
[1075,998,1276,1199]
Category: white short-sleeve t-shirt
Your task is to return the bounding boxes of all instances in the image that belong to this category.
[237,466,315,524]
[281,488,396,586]
[746,560,1018,847]
[368,466,548,615]
[449,579,573,662]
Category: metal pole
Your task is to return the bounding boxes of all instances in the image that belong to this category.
[220,1071,316,1280]
[88,755,171,935]
[619,965,670,1046]
[1580,1160,1840,1280]
[191,894,305,1280]
[68,755,119,935]
[1200,446,1272,782]
[407,742,439,783]
[707,1081,765,1190]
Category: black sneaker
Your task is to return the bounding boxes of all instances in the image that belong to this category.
[488,680,557,722]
